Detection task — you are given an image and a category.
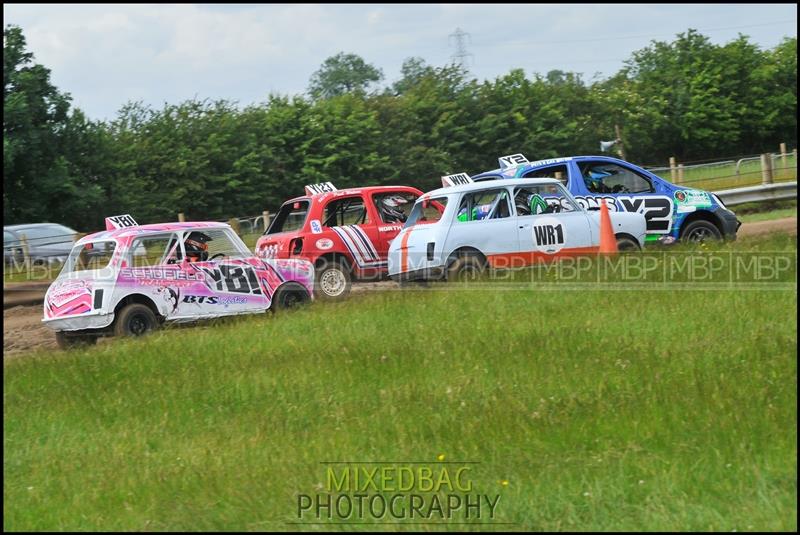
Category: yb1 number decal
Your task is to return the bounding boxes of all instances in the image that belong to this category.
[198,265,263,295]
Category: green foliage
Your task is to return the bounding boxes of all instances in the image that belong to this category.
[2,26,797,232]
[308,52,384,100]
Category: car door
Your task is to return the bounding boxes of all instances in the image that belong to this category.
[182,228,269,315]
[370,190,420,259]
[574,159,674,236]
[514,183,595,262]
[443,187,518,268]
[323,194,385,274]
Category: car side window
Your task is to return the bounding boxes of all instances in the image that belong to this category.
[522,164,569,186]
[199,229,247,260]
[456,189,511,222]
[514,185,578,216]
[579,162,654,194]
[373,192,418,224]
[130,234,182,266]
[323,197,369,227]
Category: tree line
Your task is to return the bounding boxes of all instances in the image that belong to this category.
[3,26,796,231]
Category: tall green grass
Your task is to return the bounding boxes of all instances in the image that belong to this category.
[4,236,797,531]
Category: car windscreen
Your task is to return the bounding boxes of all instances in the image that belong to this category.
[267,200,310,234]
[404,197,449,227]
[63,241,116,273]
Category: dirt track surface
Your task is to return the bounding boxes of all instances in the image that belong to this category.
[4,305,57,356]
[738,217,796,237]
[3,219,795,357]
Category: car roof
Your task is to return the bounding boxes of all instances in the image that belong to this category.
[283,185,421,205]
[421,177,563,199]
[78,221,232,244]
[472,155,634,178]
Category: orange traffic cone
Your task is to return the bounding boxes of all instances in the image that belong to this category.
[598,199,618,254]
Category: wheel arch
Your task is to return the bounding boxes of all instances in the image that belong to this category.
[113,293,162,320]
[446,246,487,268]
[314,252,352,271]
[679,210,723,238]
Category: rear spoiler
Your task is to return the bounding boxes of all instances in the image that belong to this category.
[498,153,529,169]
[105,214,138,230]
[304,182,337,196]
[441,173,473,187]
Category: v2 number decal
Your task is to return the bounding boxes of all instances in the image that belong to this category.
[574,195,673,234]
[198,264,263,295]
[617,196,672,234]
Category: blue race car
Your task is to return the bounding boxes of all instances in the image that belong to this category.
[472,154,741,243]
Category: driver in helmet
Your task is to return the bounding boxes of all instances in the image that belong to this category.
[379,195,410,224]
[184,231,211,262]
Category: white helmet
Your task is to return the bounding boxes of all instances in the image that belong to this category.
[380,195,409,223]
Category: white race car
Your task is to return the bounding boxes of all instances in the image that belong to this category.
[388,175,647,281]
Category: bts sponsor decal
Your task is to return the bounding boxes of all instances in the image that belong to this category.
[674,190,712,213]
[182,295,248,305]
[531,216,566,254]
[316,238,334,250]
[331,225,386,268]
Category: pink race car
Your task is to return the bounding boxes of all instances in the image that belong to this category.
[42,215,314,349]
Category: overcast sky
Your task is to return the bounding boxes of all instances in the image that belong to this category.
[4,3,797,121]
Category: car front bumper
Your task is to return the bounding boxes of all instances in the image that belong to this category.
[715,207,742,240]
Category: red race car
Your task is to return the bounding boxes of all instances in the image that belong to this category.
[256,182,423,300]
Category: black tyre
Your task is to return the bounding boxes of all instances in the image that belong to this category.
[615,235,641,252]
[446,254,487,282]
[680,220,723,243]
[272,282,311,311]
[55,331,98,350]
[114,303,159,337]
[314,259,352,301]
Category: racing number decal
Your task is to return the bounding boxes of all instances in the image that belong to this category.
[499,154,530,168]
[573,196,673,234]
[531,216,567,254]
[106,214,138,228]
[199,265,263,295]
[615,197,672,234]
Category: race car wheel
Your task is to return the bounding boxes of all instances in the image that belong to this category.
[447,254,486,282]
[272,282,311,311]
[114,303,158,337]
[55,331,98,350]
[314,260,351,301]
[680,220,722,243]
[615,236,641,252]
